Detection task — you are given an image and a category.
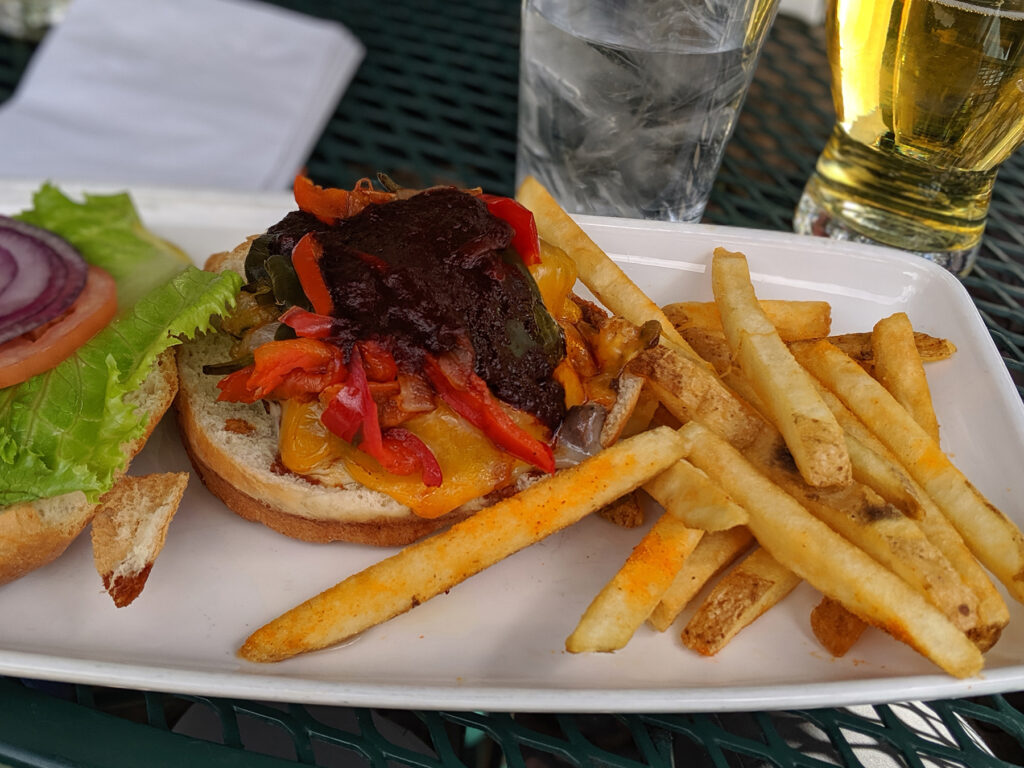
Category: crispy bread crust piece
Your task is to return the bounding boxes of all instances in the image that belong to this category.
[0,350,179,587]
[91,471,190,607]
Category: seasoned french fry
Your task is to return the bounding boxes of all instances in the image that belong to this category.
[681,547,802,656]
[240,427,687,662]
[677,327,734,375]
[821,331,957,368]
[664,300,832,341]
[793,339,1024,607]
[627,343,767,451]
[516,176,698,358]
[644,459,749,531]
[811,596,868,657]
[814,378,1008,650]
[712,248,851,488]
[677,420,984,679]
[747,438,981,637]
[648,526,754,632]
[872,312,941,444]
[598,491,646,529]
[566,512,704,652]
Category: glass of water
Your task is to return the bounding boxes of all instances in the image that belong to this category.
[516,0,781,222]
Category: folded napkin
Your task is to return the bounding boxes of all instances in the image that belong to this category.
[0,0,364,190]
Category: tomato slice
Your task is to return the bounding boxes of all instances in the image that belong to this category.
[0,265,117,389]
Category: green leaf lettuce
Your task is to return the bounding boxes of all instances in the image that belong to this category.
[0,184,243,506]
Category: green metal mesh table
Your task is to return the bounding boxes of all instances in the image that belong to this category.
[2,2,1024,767]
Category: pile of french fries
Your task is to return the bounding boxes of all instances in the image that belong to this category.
[239,178,1023,680]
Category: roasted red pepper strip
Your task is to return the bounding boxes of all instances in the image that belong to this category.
[294,172,350,225]
[216,364,259,403]
[347,178,397,217]
[247,339,345,398]
[357,339,398,382]
[216,338,346,403]
[422,354,555,474]
[479,194,541,266]
[382,427,443,487]
[322,346,373,443]
[280,306,334,339]
[322,348,442,486]
[291,233,333,316]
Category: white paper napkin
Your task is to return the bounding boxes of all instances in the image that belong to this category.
[0,0,364,190]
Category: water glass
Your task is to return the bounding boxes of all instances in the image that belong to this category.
[515,0,781,222]
[794,0,1024,275]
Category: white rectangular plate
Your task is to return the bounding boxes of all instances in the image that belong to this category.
[1,183,1023,713]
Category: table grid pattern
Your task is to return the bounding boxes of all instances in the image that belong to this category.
[1,3,1024,767]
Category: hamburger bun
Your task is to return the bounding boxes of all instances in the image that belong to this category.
[0,350,181,595]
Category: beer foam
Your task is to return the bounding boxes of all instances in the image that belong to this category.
[929,0,1024,21]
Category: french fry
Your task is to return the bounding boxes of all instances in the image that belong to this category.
[664,300,832,341]
[811,596,868,657]
[704,364,978,635]
[747,438,981,637]
[648,526,754,632]
[814,377,1008,650]
[643,459,749,532]
[240,427,687,662]
[712,248,851,488]
[871,312,941,444]
[677,327,734,375]
[822,331,956,368]
[682,350,981,637]
[842,427,925,520]
[627,343,768,451]
[566,512,703,652]
[681,547,802,656]
[753,369,924,519]
[515,176,698,358]
[793,339,1024,607]
[598,491,646,529]
[677,420,984,679]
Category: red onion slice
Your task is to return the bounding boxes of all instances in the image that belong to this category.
[0,217,88,346]
[0,245,16,303]
[0,246,17,309]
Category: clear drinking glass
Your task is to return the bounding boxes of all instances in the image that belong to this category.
[515,0,780,222]
[794,0,1024,275]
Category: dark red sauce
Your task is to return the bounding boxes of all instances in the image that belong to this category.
[264,188,565,429]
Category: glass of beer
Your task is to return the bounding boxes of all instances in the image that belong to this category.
[794,0,1024,275]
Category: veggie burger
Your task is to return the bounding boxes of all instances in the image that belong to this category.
[176,175,657,546]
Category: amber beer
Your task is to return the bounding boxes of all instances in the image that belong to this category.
[795,0,1024,274]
